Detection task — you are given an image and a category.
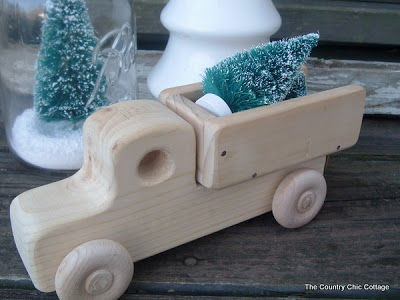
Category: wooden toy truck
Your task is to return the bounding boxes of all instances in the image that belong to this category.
[10,83,365,299]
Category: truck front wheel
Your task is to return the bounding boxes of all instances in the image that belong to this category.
[55,239,134,300]
[272,169,327,229]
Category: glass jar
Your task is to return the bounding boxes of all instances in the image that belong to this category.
[0,0,137,171]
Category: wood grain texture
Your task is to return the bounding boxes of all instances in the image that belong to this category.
[138,51,400,116]
[55,239,133,300]
[159,83,216,182]
[0,117,399,298]
[9,100,196,292]
[162,83,365,189]
[205,85,365,189]
[133,0,400,46]
[272,168,327,228]
[9,98,327,293]
[1,49,398,115]
[307,58,400,115]
[0,50,399,299]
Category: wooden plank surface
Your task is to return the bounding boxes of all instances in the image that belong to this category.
[0,117,399,298]
[0,50,399,299]
[138,51,400,115]
[133,0,400,46]
[1,49,399,115]
[307,58,400,115]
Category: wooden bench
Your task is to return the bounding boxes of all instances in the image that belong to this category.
[0,51,399,299]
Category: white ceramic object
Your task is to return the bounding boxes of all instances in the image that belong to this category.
[147,0,281,98]
[195,93,232,117]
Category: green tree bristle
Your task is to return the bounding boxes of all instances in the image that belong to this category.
[202,33,319,113]
[284,71,307,100]
[34,0,109,123]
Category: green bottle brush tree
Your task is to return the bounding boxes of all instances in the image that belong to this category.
[11,0,108,170]
[34,0,108,123]
[201,33,319,113]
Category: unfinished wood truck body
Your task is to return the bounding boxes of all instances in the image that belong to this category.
[10,83,365,299]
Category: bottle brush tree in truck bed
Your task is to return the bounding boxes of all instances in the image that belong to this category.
[34,0,109,123]
[202,33,319,113]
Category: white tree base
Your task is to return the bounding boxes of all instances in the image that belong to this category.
[10,109,83,170]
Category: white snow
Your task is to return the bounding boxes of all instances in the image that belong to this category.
[10,108,84,170]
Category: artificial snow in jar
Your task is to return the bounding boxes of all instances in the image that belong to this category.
[0,0,137,171]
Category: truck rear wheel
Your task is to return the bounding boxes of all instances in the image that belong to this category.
[55,239,133,300]
[272,169,326,229]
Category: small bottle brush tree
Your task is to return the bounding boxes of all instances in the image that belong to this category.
[34,0,109,123]
[202,33,319,113]
[9,0,110,170]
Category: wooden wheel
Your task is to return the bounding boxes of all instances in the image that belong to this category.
[55,239,134,300]
[272,169,327,229]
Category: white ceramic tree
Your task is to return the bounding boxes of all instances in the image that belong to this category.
[147,0,281,98]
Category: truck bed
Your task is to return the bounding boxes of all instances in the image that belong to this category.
[159,83,366,189]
